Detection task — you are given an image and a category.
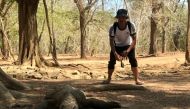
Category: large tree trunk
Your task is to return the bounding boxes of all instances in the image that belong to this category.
[16,0,43,67]
[186,0,190,63]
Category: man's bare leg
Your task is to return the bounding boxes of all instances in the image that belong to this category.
[131,67,144,85]
[102,69,114,84]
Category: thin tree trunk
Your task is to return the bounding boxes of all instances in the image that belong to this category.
[0,30,9,60]
[161,27,166,53]
[185,0,190,63]
[43,0,59,66]
[51,0,59,65]
[80,12,87,59]
[161,17,169,53]
[64,36,71,54]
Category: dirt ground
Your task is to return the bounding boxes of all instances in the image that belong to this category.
[1,52,190,109]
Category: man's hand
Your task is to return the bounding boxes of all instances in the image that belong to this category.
[121,50,129,57]
[114,52,123,61]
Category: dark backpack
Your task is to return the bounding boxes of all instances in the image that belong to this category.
[113,21,132,37]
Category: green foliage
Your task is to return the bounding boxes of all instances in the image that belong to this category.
[36,0,115,55]
[4,3,19,53]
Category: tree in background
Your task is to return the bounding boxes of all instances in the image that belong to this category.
[0,0,14,60]
[149,0,162,55]
[43,0,59,66]
[74,0,98,59]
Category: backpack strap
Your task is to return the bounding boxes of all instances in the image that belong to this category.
[113,22,118,36]
[127,21,136,39]
[126,21,132,35]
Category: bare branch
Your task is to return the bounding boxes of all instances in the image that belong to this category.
[2,1,15,17]
[74,0,84,13]
[84,0,98,11]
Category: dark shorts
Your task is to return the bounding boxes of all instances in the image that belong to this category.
[108,46,138,69]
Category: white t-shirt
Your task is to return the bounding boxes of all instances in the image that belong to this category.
[109,22,136,47]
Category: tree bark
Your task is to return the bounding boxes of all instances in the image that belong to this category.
[80,12,87,58]
[186,0,190,63]
[64,36,71,54]
[51,0,59,65]
[0,68,36,108]
[161,17,169,53]
[161,27,166,53]
[149,16,157,55]
[0,81,15,102]
[16,0,43,67]
[0,68,29,90]
[173,27,180,51]
[0,30,9,60]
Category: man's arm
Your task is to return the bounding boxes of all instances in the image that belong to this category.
[123,22,137,55]
[110,37,122,61]
[122,35,137,57]
[126,36,136,53]
[110,37,116,54]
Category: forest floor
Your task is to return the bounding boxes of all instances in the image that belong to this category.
[1,52,190,109]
